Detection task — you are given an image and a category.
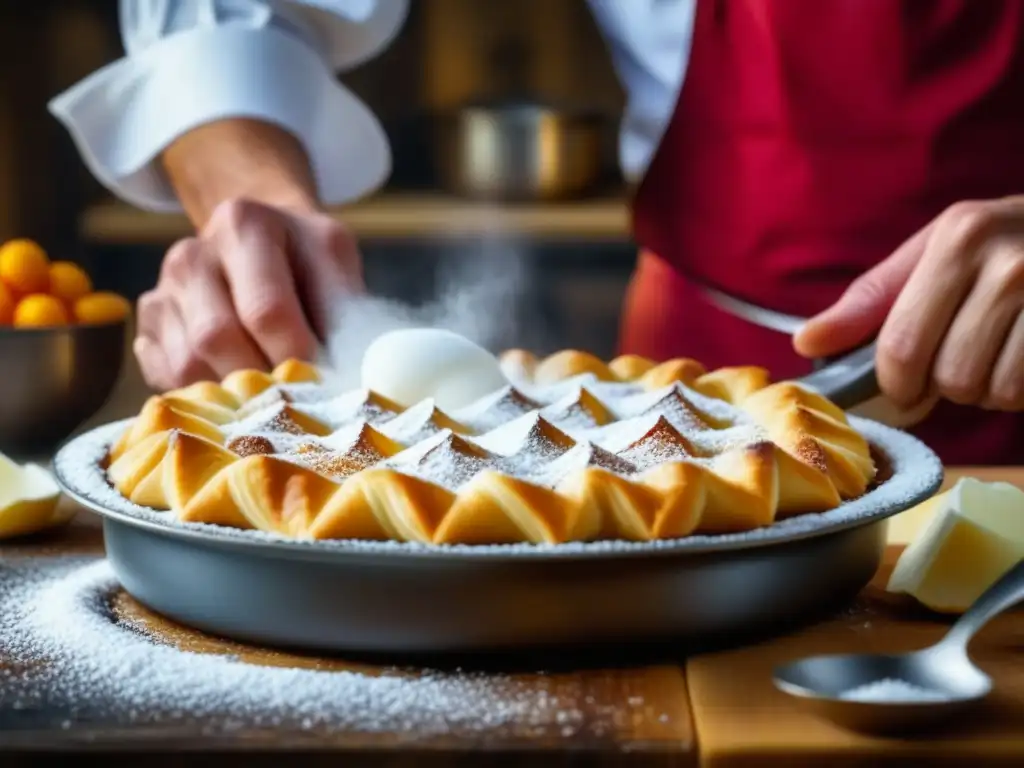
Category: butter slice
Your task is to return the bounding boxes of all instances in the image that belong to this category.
[887,477,1024,614]
[0,452,72,539]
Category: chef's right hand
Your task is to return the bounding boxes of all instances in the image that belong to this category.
[134,198,363,391]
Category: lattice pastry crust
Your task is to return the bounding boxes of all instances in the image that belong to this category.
[104,352,876,545]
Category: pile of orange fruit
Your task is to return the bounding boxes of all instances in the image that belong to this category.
[0,238,131,329]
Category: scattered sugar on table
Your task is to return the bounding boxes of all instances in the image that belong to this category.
[0,556,660,737]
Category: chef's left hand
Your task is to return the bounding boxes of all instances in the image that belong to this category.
[794,196,1024,411]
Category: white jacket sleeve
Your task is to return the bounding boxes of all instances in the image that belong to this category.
[49,0,409,212]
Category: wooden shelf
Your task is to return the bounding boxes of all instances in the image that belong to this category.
[79,193,633,244]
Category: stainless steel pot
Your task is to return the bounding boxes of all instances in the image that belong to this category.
[436,102,607,201]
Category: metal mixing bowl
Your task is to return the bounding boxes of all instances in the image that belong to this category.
[0,320,127,456]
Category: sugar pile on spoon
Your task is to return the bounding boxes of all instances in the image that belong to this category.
[838,677,950,704]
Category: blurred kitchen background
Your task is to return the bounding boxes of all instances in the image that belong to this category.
[0,0,636,363]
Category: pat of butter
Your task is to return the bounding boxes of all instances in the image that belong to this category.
[887,477,1024,614]
[0,452,72,540]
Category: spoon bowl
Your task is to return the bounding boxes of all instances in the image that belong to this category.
[774,647,991,734]
[773,559,1023,735]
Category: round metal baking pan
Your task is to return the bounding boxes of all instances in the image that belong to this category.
[53,418,943,653]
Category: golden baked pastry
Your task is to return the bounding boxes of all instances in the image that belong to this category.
[105,350,876,545]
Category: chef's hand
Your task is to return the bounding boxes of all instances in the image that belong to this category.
[135,198,362,390]
[794,197,1024,411]
[133,118,363,391]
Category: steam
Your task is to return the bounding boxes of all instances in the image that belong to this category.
[317,238,544,389]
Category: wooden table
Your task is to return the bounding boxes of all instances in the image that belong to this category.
[689,466,1024,768]
[1,466,1021,766]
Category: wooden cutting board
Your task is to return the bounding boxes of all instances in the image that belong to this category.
[687,548,1024,768]
[0,518,696,765]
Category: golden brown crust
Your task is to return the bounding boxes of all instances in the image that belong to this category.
[607,354,656,381]
[501,350,771,401]
[105,353,877,545]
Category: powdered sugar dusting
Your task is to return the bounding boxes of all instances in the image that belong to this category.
[298,389,400,429]
[619,433,695,472]
[223,403,317,440]
[232,382,334,418]
[376,399,456,444]
[287,423,395,479]
[529,442,638,488]
[225,431,310,455]
[53,416,942,559]
[453,386,542,433]
[385,431,494,490]
[100,366,779,519]
[538,387,611,434]
[0,558,658,734]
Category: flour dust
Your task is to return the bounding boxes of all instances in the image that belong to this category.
[318,238,549,389]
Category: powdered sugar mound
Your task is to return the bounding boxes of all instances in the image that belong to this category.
[297,389,400,429]
[517,375,641,405]
[469,413,576,485]
[222,403,316,440]
[471,413,572,456]
[376,399,455,444]
[539,387,611,436]
[317,421,383,453]
[613,384,722,425]
[234,382,333,418]
[280,382,339,401]
[0,558,619,734]
[666,383,744,426]
[613,418,696,472]
[585,414,691,460]
[687,424,767,455]
[225,431,311,456]
[839,678,951,703]
[386,431,495,490]
[54,416,943,559]
[578,394,761,460]
[624,390,707,433]
[580,380,648,404]
[288,422,396,479]
[453,386,541,433]
[529,442,637,487]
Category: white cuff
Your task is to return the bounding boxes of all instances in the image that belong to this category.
[49,24,391,212]
[299,0,409,71]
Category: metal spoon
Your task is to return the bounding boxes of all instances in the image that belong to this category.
[691,280,881,409]
[772,559,1024,735]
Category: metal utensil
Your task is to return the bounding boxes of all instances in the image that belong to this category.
[53,417,942,654]
[690,280,881,409]
[0,321,128,457]
[797,342,880,411]
[773,559,1024,735]
[435,100,607,201]
[696,282,807,335]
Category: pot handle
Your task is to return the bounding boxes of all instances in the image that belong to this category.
[796,341,880,410]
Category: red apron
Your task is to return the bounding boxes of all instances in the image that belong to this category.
[626,0,1024,465]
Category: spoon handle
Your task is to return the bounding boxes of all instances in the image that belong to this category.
[943,559,1024,652]
[796,341,880,410]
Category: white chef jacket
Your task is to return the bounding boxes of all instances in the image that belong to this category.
[49,0,697,212]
